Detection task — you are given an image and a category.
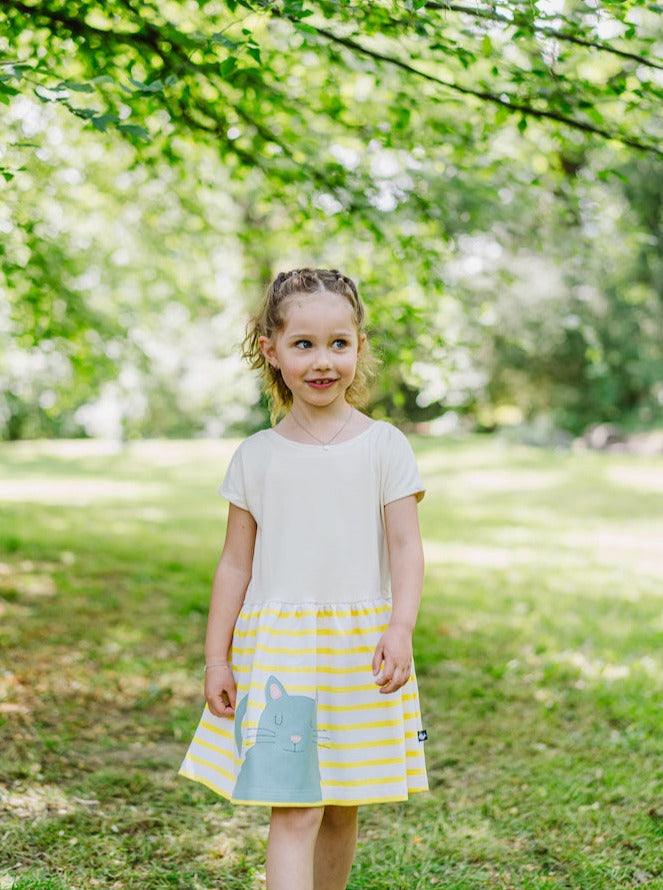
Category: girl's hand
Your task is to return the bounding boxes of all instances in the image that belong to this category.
[372,624,413,695]
[205,665,237,718]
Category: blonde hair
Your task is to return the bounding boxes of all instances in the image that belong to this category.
[242,268,378,422]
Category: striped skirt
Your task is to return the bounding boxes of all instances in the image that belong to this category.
[178,600,428,807]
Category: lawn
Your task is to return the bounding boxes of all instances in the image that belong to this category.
[0,435,661,890]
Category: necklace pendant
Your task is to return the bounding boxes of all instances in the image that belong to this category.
[323,443,329,451]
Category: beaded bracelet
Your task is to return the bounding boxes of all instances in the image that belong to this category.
[204,662,229,672]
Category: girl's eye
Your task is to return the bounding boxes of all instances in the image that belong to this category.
[333,339,348,348]
[295,340,312,349]
[274,714,283,726]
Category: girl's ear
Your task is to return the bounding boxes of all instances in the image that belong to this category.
[259,335,279,368]
[357,332,367,353]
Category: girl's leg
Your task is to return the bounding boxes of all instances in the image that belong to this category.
[266,806,325,890]
[313,805,359,890]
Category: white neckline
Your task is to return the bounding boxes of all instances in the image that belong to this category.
[265,421,379,450]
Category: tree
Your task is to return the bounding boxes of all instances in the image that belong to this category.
[2,1,661,191]
[1,1,662,438]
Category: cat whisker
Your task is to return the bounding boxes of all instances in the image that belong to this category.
[245,727,276,739]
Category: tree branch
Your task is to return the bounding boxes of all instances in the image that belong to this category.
[425,2,663,72]
[280,15,662,157]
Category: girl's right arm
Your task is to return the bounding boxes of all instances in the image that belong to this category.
[204,503,257,718]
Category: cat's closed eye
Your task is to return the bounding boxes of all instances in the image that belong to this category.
[274,714,283,726]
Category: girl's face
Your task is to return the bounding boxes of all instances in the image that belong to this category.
[259,291,365,413]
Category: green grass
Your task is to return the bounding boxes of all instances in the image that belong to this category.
[0,435,661,890]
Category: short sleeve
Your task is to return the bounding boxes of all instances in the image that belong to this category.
[218,445,250,511]
[382,425,425,505]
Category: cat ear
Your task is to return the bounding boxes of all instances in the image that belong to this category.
[266,676,286,701]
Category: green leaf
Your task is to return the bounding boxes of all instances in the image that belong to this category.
[65,104,99,119]
[246,42,261,64]
[57,80,95,93]
[211,33,240,50]
[91,113,120,132]
[219,56,237,77]
[117,123,151,139]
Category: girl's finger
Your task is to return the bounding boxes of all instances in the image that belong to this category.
[372,641,384,676]
[222,682,237,710]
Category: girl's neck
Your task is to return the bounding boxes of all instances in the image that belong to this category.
[275,403,372,446]
[289,398,352,427]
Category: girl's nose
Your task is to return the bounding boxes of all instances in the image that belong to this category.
[312,349,332,369]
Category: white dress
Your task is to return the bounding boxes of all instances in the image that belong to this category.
[179,420,429,807]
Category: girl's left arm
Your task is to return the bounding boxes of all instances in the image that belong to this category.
[372,494,424,694]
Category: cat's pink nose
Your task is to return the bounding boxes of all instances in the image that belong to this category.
[290,735,302,744]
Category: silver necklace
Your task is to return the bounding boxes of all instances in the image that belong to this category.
[289,407,354,450]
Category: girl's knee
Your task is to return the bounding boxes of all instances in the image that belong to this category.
[271,806,325,835]
[321,805,358,830]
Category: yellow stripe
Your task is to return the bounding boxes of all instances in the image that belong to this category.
[320,731,423,748]
[193,737,240,765]
[178,769,232,800]
[233,643,375,656]
[233,622,388,639]
[322,737,402,751]
[237,681,386,695]
[243,698,401,714]
[233,661,374,675]
[239,604,391,620]
[184,753,235,783]
[406,769,427,777]
[319,757,405,769]
[322,775,406,788]
[317,718,403,731]
[243,716,404,732]
[179,770,426,806]
[232,668,416,687]
[199,719,234,740]
[317,700,402,713]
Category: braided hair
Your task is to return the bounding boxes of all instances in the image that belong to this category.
[242,268,377,421]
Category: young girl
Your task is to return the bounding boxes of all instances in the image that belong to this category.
[179,268,428,890]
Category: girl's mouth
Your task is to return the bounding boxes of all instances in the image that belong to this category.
[307,379,336,389]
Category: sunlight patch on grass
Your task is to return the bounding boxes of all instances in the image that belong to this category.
[0,479,166,504]
[549,651,661,682]
[557,526,663,580]
[0,783,75,818]
[441,467,566,496]
[423,539,557,568]
[423,539,575,569]
[605,463,663,493]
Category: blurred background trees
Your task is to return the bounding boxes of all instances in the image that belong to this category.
[1,0,662,439]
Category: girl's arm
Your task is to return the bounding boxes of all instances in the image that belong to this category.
[204,503,257,718]
[372,494,424,695]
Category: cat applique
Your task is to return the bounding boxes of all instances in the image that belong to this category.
[233,676,322,803]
